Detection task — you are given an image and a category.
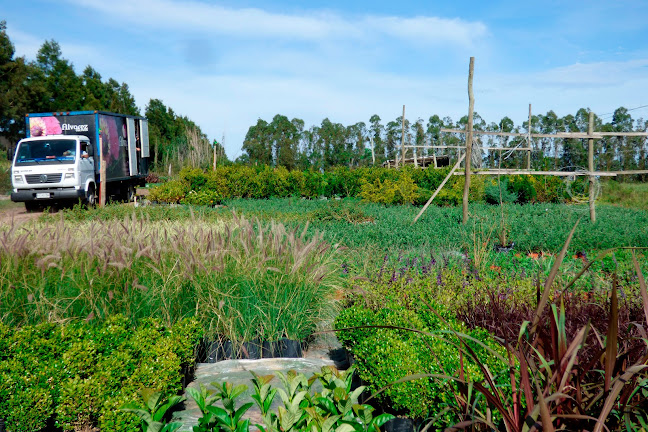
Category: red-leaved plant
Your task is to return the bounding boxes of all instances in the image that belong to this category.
[441,222,648,431]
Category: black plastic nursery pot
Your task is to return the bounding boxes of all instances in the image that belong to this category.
[383,417,415,432]
[241,340,262,360]
[494,243,515,253]
[263,338,303,358]
[198,337,304,361]
[274,338,303,358]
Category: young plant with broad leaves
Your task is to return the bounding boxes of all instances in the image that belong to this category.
[120,389,184,432]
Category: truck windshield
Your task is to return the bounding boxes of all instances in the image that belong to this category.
[15,139,76,165]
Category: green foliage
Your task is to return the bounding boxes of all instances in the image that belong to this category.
[359,173,418,205]
[484,178,518,204]
[120,389,184,432]
[0,214,342,347]
[0,159,11,194]
[148,165,573,207]
[507,175,537,203]
[309,201,374,224]
[0,316,201,432]
[335,302,508,424]
[600,180,648,210]
[148,179,190,203]
[182,366,393,432]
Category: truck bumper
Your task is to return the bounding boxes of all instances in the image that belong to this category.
[11,188,85,202]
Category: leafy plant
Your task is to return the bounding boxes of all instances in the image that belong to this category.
[434,223,648,431]
[184,366,393,432]
[120,389,185,432]
[485,178,517,205]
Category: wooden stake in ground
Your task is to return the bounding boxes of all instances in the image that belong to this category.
[213,140,217,171]
[413,153,466,224]
[98,136,106,207]
[527,104,532,169]
[588,111,596,223]
[463,57,475,224]
[399,105,406,168]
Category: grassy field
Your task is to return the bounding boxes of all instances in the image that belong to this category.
[599,180,648,210]
[41,197,648,254]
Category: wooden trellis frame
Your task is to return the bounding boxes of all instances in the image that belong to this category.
[411,57,648,224]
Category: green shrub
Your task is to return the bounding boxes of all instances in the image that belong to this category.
[360,173,418,205]
[507,175,537,203]
[148,179,190,203]
[0,317,202,432]
[335,302,508,425]
[181,189,222,206]
[146,165,569,206]
[179,167,208,191]
[484,178,518,204]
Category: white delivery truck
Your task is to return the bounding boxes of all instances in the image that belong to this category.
[11,111,150,210]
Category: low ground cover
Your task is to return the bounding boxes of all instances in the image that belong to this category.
[599,180,648,210]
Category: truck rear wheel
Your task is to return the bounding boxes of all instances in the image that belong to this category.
[126,185,135,202]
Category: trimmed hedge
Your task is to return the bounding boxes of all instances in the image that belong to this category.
[148,165,567,205]
[0,316,202,432]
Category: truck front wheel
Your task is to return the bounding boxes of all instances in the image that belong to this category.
[25,201,41,212]
[85,184,97,207]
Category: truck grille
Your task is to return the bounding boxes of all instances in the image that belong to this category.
[25,173,63,184]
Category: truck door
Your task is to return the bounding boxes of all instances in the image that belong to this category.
[79,140,94,185]
[126,118,138,176]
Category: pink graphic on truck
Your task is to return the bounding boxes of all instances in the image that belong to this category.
[29,117,62,136]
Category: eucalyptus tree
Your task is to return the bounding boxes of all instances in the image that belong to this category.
[36,40,84,111]
[242,118,273,166]
[369,114,385,163]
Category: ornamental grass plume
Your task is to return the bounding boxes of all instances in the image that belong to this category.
[0,212,343,345]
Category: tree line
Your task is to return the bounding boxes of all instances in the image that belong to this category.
[0,21,225,169]
[240,109,647,174]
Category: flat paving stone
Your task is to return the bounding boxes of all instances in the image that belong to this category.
[173,331,345,431]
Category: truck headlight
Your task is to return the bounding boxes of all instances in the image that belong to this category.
[64,173,75,180]
[13,175,23,184]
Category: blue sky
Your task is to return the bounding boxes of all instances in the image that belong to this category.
[3,0,648,159]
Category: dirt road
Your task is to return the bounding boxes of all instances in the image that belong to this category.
[0,197,41,226]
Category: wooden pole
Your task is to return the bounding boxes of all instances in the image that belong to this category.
[527,104,532,169]
[463,57,474,224]
[588,111,596,223]
[399,105,406,168]
[413,153,466,224]
[99,136,106,207]
[213,141,217,171]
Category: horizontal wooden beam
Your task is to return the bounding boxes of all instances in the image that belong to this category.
[453,169,619,177]
[404,145,464,149]
[440,128,648,139]
[405,145,531,151]
[484,146,532,151]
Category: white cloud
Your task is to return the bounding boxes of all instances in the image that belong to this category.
[364,16,488,47]
[67,0,487,48]
[6,28,42,59]
[530,59,648,88]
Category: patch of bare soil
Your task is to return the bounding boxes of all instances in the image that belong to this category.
[0,196,41,226]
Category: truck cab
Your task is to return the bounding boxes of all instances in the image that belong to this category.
[11,135,97,211]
